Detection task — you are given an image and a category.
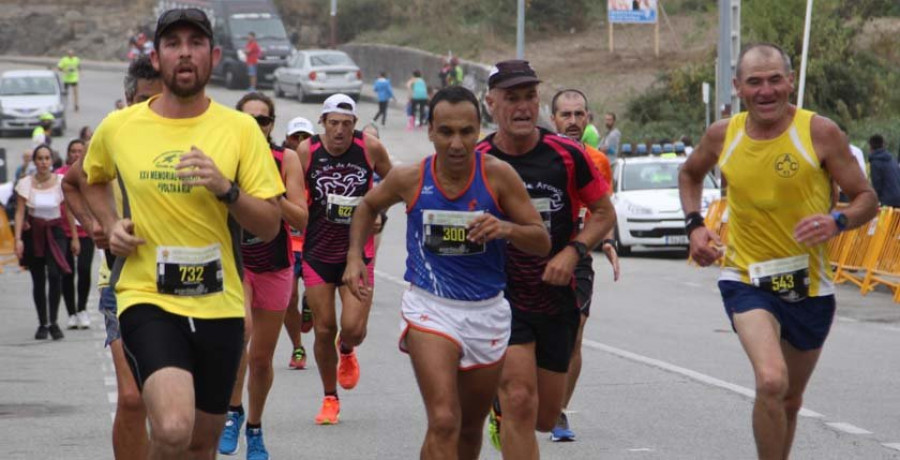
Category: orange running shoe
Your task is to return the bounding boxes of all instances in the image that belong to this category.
[338,347,360,390]
[314,396,340,425]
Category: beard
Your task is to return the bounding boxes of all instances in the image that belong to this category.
[163,61,211,99]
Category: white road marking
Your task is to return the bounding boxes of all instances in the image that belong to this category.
[104,376,116,386]
[107,392,117,404]
[882,443,900,451]
[375,269,407,287]
[582,339,823,418]
[826,422,872,435]
[627,448,654,452]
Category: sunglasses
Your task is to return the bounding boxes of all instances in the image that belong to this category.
[254,115,274,126]
[158,8,208,26]
[289,133,311,140]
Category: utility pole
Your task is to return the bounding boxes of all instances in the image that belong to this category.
[716,0,740,119]
[330,0,337,49]
[516,0,525,59]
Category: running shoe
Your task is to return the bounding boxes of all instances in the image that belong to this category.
[66,315,78,330]
[314,396,340,425]
[34,325,49,340]
[218,410,244,455]
[300,296,313,333]
[245,426,269,460]
[77,311,90,329]
[550,412,576,442]
[488,397,502,452]
[289,346,307,370]
[337,347,360,390]
[48,324,64,340]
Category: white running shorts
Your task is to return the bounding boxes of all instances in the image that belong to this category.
[399,286,511,370]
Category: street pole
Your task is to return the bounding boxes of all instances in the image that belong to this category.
[797,0,814,108]
[330,0,337,49]
[516,0,525,59]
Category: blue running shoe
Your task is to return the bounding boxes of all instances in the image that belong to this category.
[218,410,244,455]
[550,412,575,442]
[246,426,269,460]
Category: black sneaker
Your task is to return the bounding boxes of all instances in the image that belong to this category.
[34,325,49,340]
[48,324,64,340]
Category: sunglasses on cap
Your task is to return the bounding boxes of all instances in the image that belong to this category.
[289,132,311,140]
[158,7,207,23]
[254,115,274,126]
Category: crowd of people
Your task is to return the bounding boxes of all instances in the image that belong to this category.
[4,6,893,460]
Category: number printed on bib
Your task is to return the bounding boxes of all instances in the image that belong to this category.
[531,198,552,232]
[749,255,810,302]
[156,244,224,296]
[423,210,485,256]
[326,194,362,224]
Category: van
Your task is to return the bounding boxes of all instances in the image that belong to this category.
[155,0,292,89]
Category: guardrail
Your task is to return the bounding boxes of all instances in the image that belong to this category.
[692,199,899,302]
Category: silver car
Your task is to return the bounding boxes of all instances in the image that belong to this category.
[273,50,362,102]
[0,70,66,137]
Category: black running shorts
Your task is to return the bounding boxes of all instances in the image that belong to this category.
[119,304,244,414]
[508,305,581,373]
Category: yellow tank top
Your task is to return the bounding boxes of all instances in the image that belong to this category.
[718,109,834,297]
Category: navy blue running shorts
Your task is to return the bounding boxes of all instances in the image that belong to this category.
[718,280,836,351]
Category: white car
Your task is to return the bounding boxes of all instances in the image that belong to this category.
[0,70,66,137]
[273,49,362,102]
[611,156,719,255]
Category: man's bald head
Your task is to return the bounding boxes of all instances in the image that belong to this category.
[736,43,792,80]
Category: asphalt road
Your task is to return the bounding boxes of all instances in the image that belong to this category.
[1,62,899,460]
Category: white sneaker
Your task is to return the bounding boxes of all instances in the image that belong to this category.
[66,315,78,330]
[77,311,90,329]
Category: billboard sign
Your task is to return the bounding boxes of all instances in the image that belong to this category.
[608,0,658,24]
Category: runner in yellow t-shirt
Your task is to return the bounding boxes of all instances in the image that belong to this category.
[57,49,81,111]
[679,43,877,459]
[81,9,284,459]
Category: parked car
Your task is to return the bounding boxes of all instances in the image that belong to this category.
[610,156,720,255]
[0,69,66,137]
[273,49,362,102]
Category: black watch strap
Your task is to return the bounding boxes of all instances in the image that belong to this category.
[567,240,589,259]
[685,211,705,237]
[216,181,240,204]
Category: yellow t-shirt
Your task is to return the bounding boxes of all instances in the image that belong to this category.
[718,109,834,297]
[84,96,285,319]
[58,56,80,84]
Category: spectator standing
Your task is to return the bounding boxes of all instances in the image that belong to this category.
[57,49,81,112]
[406,70,428,128]
[14,144,78,341]
[32,113,55,149]
[245,32,262,91]
[447,57,464,86]
[599,112,621,157]
[57,140,93,330]
[868,134,900,208]
[372,72,395,126]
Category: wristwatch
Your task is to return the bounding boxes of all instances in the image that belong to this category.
[567,241,589,259]
[831,211,849,232]
[216,181,240,204]
[685,211,705,236]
